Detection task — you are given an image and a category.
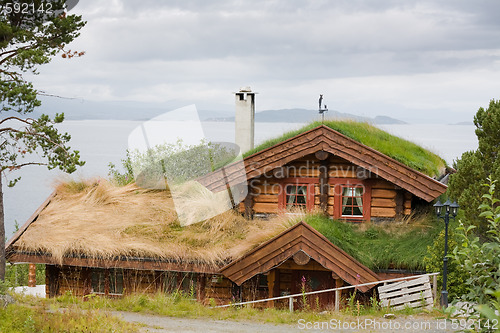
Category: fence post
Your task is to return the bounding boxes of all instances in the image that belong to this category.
[335,289,340,311]
[432,274,438,303]
[289,296,294,312]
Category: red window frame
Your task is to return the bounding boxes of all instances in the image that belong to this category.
[278,178,315,212]
[340,185,364,217]
[330,179,371,221]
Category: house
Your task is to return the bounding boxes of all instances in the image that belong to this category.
[198,123,447,222]
[5,90,448,309]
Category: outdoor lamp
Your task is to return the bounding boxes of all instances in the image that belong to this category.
[443,199,452,214]
[434,197,459,308]
[433,200,443,216]
[450,201,459,217]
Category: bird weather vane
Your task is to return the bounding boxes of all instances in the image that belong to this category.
[318,94,328,122]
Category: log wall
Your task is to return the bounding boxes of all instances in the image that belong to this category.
[46,267,205,300]
[204,274,232,305]
[239,153,414,221]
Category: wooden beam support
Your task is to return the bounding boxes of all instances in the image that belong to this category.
[197,273,206,303]
[243,184,254,219]
[28,263,36,287]
[335,278,343,311]
[395,190,404,219]
[319,157,330,215]
[267,270,275,308]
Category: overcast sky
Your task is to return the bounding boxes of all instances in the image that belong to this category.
[31,0,500,123]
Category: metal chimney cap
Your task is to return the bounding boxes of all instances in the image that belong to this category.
[239,86,252,92]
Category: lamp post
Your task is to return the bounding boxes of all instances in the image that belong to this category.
[433,199,459,308]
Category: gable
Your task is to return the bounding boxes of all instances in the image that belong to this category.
[219,221,380,292]
[198,125,447,202]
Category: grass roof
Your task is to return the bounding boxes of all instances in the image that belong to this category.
[14,179,296,268]
[304,213,440,271]
[14,179,438,272]
[244,120,447,178]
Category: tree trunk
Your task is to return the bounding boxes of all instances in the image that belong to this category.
[0,175,5,281]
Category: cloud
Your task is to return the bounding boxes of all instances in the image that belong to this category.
[29,0,500,122]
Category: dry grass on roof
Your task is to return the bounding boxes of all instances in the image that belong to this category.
[15,179,298,267]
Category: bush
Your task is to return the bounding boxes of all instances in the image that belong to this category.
[452,178,500,319]
[109,140,237,186]
[423,227,468,301]
[0,303,138,332]
[5,264,45,288]
[448,99,500,233]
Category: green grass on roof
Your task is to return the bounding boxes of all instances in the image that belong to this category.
[244,120,447,178]
[303,213,441,271]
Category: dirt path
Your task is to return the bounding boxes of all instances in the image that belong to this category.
[112,312,298,332]
[112,311,462,332]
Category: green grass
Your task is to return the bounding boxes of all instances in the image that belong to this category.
[243,120,447,178]
[48,291,435,326]
[303,213,441,271]
[0,295,138,332]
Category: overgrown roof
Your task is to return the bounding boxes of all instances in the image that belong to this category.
[244,120,447,178]
[8,179,295,269]
[304,213,440,271]
[7,179,437,272]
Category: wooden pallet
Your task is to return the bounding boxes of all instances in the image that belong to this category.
[378,275,434,311]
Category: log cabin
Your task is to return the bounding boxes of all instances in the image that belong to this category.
[5,90,449,309]
[5,120,448,310]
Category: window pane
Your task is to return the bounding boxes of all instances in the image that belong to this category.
[297,186,307,195]
[341,186,363,217]
[110,269,124,295]
[286,184,307,210]
[91,269,106,294]
[352,206,363,215]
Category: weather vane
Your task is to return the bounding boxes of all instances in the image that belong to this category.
[318,94,328,122]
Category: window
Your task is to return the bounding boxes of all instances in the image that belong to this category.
[278,180,315,212]
[180,272,197,297]
[91,269,106,294]
[91,268,123,295]
[341,186,364,217]
[285,184,308,211]
[109,269,124,295]
[331,180,371,221]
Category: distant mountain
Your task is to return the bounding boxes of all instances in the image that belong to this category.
[373,115,406,125]
[30,98,405,124]
[32,97,235,121]
[206,108,406,125]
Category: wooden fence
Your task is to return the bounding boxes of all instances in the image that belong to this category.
[216,272,439,312]
[378,274,434,311]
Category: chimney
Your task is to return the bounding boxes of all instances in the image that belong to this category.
[234,86,256,153]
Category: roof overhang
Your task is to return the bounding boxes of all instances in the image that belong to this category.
[219,221,380,292]
[7,251,221,274]
[198,125,447,202]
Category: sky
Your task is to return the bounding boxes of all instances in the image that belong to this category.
[31,0,500,123]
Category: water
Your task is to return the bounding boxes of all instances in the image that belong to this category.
[3,120,478,238]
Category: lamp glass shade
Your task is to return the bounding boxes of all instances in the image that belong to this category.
[443,199,452,214]
[433,200,443,216]
[450,201,459,217]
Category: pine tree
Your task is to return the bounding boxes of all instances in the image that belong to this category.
[448,99,500,231]
[0,1,86,280]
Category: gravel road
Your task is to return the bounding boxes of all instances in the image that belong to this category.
[112,311,463,333]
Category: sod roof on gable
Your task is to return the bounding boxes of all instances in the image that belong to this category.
[244,120,447,178]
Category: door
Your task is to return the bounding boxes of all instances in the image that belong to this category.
[291,270,335,310]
